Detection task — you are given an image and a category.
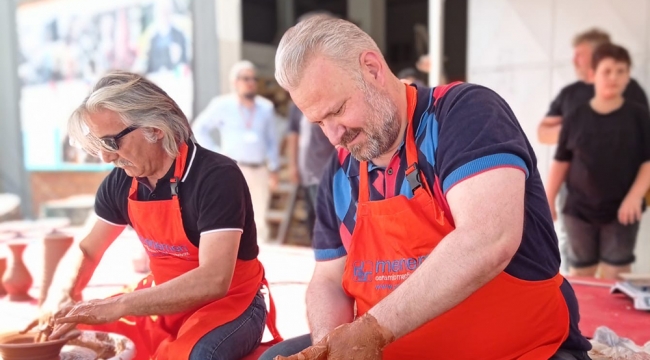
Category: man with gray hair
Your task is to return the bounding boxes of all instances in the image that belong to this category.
[30,71,279,359]
[193,60,280,241]
[262,16,591,360]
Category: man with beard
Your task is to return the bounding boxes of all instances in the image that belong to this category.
[260,16,591,360]
[193,60,280,241]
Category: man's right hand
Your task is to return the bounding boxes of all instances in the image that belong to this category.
[21,296,75,340]
[275,314,393,360]
[537,116,563,145]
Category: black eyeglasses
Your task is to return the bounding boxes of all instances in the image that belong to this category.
[238,76,258,83]
[97,126,138,152]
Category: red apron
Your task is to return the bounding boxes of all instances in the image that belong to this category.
[82,143,282,359]
[341,85,570,359]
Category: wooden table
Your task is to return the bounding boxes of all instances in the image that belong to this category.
[568,276,650,344]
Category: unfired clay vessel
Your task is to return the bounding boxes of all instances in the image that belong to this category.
[2,241,33,301]
[0,332,69,360]
[39,232,73,305]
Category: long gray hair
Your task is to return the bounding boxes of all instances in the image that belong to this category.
[68,71,192,158]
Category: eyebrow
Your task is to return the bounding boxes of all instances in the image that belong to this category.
[97,126,135,139]
[100,131,122,139]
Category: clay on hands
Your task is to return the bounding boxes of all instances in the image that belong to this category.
[21,297,76,342]
[51,297,124,339]
[275,314,394,360]
[18,317,80,344]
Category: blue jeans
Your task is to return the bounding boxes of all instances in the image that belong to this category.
[258,334,311,360]
[189,291,266,360]
[258,334,591,360]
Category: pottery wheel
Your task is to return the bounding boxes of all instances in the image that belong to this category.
[60,345,98,360]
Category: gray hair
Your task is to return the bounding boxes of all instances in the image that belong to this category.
[275,16,381,90]
[229,60,256,84]
[68,71,191,158]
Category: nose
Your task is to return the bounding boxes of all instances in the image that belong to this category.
[99,150,118,163]
[322,120,346,146]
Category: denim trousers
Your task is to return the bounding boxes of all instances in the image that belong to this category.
[189,291,266,360]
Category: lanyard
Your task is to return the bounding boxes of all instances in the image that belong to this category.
[239,104,256,129]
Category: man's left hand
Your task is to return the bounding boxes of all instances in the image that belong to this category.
[618,194,643,225]
[50,297,125,339]
[275,314,394,360]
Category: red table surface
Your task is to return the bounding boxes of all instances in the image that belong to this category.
[567,276,650,345]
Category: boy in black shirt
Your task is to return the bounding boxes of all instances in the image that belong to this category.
[546,43,650,279]
[537,29,649,275]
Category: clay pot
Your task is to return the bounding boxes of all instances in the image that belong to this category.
[0,257,7,297]
[2,241,33,302]
[0,332,68,360]
[39,232,73,305]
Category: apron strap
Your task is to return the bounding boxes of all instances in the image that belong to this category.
[128,142,190,200]
[261,278,284,345]
[173,142,189,179]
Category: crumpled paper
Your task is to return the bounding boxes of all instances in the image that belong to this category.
[588,326,650,360]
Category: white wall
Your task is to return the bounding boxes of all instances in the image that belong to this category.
[215,0,242,94]
[467,0,650,273]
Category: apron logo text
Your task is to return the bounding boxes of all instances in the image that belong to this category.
[139,236,190,258]
[353,255,428,287]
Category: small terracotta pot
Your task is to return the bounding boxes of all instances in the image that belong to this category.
[2,242,33,301]
[0,332,68,360]
[39,232,73,305]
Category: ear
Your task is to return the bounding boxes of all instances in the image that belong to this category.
[359,50,386,85]
[152,128,164,141]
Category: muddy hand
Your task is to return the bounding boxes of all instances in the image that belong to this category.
[22,296,75,337]
[19,318,39,334]
[51,297,124,339]
[275,314,394,360]
[21,306,63,342]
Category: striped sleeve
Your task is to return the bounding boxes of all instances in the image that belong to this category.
[313,149,350,261]
[434,84,533,195]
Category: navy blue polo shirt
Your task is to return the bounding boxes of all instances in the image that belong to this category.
[314,83,590,351]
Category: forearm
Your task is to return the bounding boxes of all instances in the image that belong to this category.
[626,161,650,199]
[306,277,355,342]
[537,123,562,144]
[546,160,570,200]
[117,265,231,317]
[368,227,515,339]
[46,243,100,305]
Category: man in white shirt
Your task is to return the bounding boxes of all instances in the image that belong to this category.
[193,60,280,241]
